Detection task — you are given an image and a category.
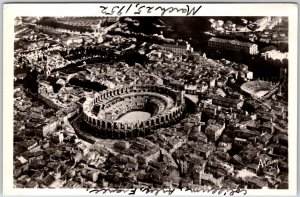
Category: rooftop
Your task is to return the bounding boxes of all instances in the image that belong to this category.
[209,37,256,47]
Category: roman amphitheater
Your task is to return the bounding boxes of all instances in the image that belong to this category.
[240,80,276,98]
[81,85,185,139]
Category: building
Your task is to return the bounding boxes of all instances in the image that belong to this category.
[205,120,225,142]
[38,81,53,95]
[212,96,244,109]
[82,85,185,139]
[198,141,215,158]
[91,20,102,33]
[261,50,288,62]
[161,42,193,55]
[234,129,260,139]
[234,137,249,147]
[51,132,64,144]
[254,16,271,27]
[208,37,259,55]
[243,71,253,80]
[37,118,59,137]
[179,160,188,175]
[63,37,83,46]
[201,103,217,118]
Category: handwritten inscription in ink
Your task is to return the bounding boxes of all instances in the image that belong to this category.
[99,4,202,16]
[86,187,247,196]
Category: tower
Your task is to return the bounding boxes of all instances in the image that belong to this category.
[179,160,188,176]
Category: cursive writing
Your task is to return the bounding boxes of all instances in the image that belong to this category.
[183,187,248,196]
[87,188,137,195]
[139,187,176,195]
[86,187,247,196]
[99,4,202,16]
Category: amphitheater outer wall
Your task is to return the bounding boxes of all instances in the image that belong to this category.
[81,85,185,139]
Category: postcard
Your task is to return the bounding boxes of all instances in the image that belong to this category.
[3,3,298,196]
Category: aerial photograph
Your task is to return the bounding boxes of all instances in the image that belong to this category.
[13,16,288,189]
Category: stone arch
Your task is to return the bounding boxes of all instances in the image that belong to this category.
[140,122,144,128]
[107,122,112,129]
[102,121,106,128]
[146,120,150,127]
[156,118,160,124]
[126,123,131,130]
[112,122,116,129]
[131,123,136,130]
[151,119,155,126]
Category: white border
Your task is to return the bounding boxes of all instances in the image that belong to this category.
[3,3,298,196]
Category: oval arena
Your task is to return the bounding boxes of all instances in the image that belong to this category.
[81,85,185,139]
[240,80,276,98]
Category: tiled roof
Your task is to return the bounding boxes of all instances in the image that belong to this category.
[162,44,187,49]
[209,37,256,47]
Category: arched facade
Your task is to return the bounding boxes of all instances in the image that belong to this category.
[82,85,185,139]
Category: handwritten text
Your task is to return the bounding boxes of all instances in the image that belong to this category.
[86,187,247,196]
[99,4,202,16]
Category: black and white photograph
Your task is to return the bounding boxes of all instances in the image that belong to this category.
[3,3,298,196]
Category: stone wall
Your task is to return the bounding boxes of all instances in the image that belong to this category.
[82,85,185,139]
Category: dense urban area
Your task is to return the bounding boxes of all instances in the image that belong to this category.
[13,16,288,189]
